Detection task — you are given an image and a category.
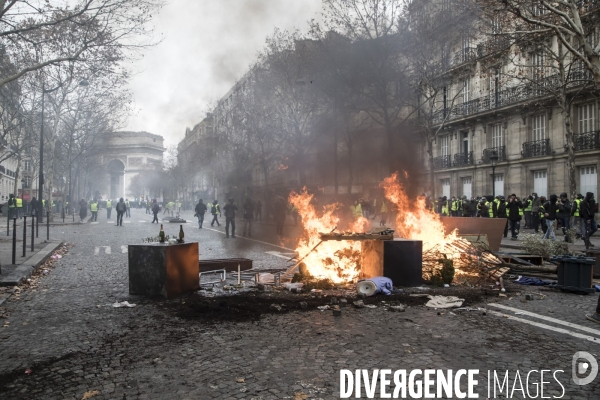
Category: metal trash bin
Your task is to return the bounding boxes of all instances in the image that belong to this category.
[584,250,600,279]
[551,256,596,293]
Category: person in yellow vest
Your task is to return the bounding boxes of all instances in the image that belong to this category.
[16,196,23,218]
[523,195,533,229]
[573,193,583,238]
[350,200,363,221]
[106,199,112,219]
[90,200,99,221]
[7,194,16,219]
[379,199,388,226]
[450,196,458,217]
[125,199,131,218]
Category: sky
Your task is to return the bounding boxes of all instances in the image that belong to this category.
[125,0,323,147]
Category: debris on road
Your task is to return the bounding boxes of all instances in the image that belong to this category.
[425,295,464,309]
[112,301,136,308]
[81,390,100,400]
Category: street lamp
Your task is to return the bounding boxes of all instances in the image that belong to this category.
[489,150,499,198]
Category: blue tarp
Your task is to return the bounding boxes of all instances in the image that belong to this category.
[358,276,394,295]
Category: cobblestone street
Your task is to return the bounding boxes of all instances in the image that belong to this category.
[0,209,599,399]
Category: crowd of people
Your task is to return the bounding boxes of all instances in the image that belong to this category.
[431,192,597,248]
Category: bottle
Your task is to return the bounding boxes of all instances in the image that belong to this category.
[179,224,185,243]
[159,224,165,243]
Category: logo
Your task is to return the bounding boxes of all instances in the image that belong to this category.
[572,351,598,386]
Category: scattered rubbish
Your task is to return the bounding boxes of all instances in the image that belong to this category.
[339,298,348,307]
[330,297,339,305]
[332,306,342,317]
[409,294,429,297]
[236,378,245,383]
[454,307,483,312]
[258,273,275,284]
[310,289,322,294]
[81,390,100,400]
[514,276,553,286]
[499,293,507,298]
[269,304,282,312]
[364,304,377,309]
[353,300,365,308]
[257,283,273,292]
[24,369,32,375]
[443,284,450,288]
[240,387,248,393]
[299,301,308,310]
[389,305,406,312]
[42,270,49,275]
[51,254,62,260]
[525,293,546,300]
[283,282,304,292]
[356,277,393,296]
[112,301,136,308]
[293,392,309,400]
[425,295,464,309]
[317,305,330,311]
[209,384,218,389]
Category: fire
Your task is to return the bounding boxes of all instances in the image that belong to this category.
[289,189,368,283]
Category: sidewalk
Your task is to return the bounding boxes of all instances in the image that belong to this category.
[0,213,91,229]
[499,228,600,253]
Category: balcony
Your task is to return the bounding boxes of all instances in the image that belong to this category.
[482,146,507,163]
[453,152,473,167]
[433,155,452,170]
[448,47,477,68]
[522,139,551,158]
[476,36,511,58]
[574,131,600,151]
[432,69,593,125]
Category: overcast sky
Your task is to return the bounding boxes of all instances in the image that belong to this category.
[125,0,323,147]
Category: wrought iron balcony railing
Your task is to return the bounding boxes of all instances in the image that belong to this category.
[432,69,593,125]
[449,47,477,68]
[522,139,551,158]
[574,131,600,151]
[482,146,506,163]
[433,155,452,170]
[453,152,473,167]
[476,36,511,58]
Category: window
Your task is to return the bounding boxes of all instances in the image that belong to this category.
[532,52,545,83]
[441,178,450,198]
[24,176,31,188]
[532,1,545,16]
[532,114,546,141]
[494,175,504,196]
[23,160,31,172]
[533,170,548,198]
[579,103,595,133]
[440,136,450,157]
[462,177,472,199]
[580,166,597,198]
[492,123,503,147]
[462,78,470,104]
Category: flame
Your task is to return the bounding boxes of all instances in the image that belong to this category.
[381,172,483,279]
[289,189,369,283]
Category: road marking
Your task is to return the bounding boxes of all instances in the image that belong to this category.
[94,246,111,255]
[488,303,600,337]
[139,220,147,223]
[121,245,128,253]
[124,221,131,224]
[107,221,113,224]
[488,310,600,343]
[203,227,294,251]
[91,222,99,225]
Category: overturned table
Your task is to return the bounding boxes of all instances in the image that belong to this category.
[128,242,199,298]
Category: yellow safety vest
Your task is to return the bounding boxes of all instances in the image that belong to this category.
[441,205,449,216]
[573,199,581,217]
[107,201,112,208]
[90,202,98,212]
[486,202,494,218]
[524,200,532,212]
[16,198,23,208]
[126,201,130,207]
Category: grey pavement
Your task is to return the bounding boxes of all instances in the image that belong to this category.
[0,208,599,399]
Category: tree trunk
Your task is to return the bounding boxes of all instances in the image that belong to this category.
[427,137,435,198]
[12,158,20,197]
[564,111,577,199]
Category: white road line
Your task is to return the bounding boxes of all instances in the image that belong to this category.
[139,220,147,223]
[488,303,600,337]
[121,245,128,253]
[91,222,99,225]
[94,246,111,255]
[107,221,113,224]
[202,227,294,251]
[488,310,600,344]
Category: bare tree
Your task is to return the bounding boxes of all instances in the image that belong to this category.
[0,0,164,87]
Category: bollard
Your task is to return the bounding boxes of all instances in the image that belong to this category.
[47,211,50,241]
[31,213,35,252]
[22,216,27,257]
[62,207,65,223]
[36,211,39,238]
[12,218,17,265]
[6,208,10,236]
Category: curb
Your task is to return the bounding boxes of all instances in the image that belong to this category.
[0,240,64,293]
